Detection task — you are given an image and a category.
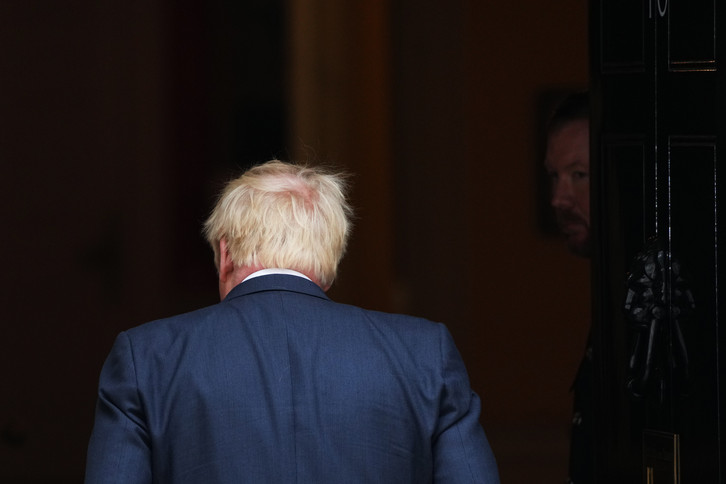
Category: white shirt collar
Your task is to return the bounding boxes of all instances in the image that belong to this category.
[242,268,312,283]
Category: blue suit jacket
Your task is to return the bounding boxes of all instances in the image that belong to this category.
[85,275,499,483]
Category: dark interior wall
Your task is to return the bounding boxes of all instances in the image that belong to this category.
[0,1,265,480]
[461,0,590,424]
[390,2,589,482]
[391,1,470,326]
[1,1,587,482]
[1,2,176,481]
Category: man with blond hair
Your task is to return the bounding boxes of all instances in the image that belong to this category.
[85,160,499,483]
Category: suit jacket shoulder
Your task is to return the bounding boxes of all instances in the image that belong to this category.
[86,275,499,483]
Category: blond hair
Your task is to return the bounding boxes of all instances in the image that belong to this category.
[203,160,352,288]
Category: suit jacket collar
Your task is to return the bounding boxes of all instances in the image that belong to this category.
[223,274,330,302]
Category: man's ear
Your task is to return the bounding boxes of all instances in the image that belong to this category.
[218,238,235,283]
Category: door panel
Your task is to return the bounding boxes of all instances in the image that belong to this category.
[668,1,715,68]
[600,0,644,71]
[592,0,724,481]
[668,140,720,482]
[598,139,650,482]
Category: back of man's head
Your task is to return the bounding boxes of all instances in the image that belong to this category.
[203,160,353,288]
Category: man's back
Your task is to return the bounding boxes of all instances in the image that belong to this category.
[85,274,498,483]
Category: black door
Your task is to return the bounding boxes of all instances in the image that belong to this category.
[591,1,725,482]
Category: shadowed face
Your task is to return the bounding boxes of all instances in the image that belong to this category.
[545,119,590,257]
